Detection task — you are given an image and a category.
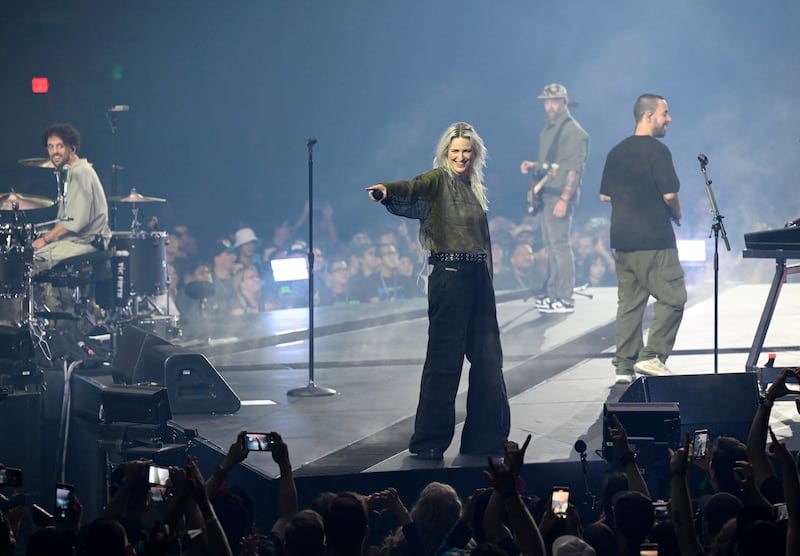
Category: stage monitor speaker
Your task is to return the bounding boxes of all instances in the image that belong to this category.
[112,325,170,385]
[619,373,759,444]
[136,343,240,415]
[101,384,172,425]
[113,325,240,415]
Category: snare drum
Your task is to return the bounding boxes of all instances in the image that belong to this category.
[109,231,168,298]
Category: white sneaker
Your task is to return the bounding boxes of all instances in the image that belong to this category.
[615,373,634,384]
[633,357,672,376]
[534,296,551,310]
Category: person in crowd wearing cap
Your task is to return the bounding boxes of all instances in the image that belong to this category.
[32,123,111,311]
[600,93,685,382]
[231,227,262,268]
[177,261,214,341]
[520,83,589,314]
[366,122,510,461]
[208,238,239,319]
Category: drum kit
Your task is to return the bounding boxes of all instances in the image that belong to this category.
[1,157,179,365]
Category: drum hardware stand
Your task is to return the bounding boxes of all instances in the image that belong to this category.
[106,107,126,231]
[128,200,142,231]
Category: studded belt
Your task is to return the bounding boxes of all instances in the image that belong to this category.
[428,252,487,264]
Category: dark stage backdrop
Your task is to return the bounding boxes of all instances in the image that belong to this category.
[1,1,798,270]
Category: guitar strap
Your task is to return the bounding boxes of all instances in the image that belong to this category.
[544,117,571,165]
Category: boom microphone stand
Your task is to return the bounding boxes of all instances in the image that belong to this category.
[288,138,336,397]
[698,154,730,374]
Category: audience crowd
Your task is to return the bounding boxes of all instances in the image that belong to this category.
[1,368,798,555]
[153,203,622,339]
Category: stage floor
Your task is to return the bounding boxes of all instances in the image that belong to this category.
[166,278,800,480]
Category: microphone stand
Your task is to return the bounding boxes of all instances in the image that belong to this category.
[574,440,599,511]
[105,110,121,230]
[288,138,336,397]
[699,155,730,374]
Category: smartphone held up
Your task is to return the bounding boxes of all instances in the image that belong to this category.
[243,432,275,451]
[551,486,569,518]
[692,429,708,460]
[54,483,74,522]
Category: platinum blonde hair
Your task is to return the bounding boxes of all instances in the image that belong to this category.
[433,122,489,211]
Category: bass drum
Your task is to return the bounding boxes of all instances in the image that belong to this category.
[109,231,168,299]
[0,295,29,327]
[0,227,33,296]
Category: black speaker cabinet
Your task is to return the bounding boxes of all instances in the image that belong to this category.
[112,326,240,415]
[0,391,43,501]
[140,344,241,414]
[112,325,170,385]
[619,373,759,443]
[101,384,172,425]
[603,402,681,462]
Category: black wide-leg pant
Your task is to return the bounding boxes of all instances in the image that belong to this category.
[409,259,510,455]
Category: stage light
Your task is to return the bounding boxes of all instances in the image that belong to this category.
[112,66,123,81]
[31,77,49,94]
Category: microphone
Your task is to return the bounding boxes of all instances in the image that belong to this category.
[370,189,384,201]
[76,341,95,357]
[697,153,708,168]
[107,105,130,112]
[573,439,587,454]
[307,137,318,146]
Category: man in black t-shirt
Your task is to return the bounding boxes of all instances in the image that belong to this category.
[600,93,687,384]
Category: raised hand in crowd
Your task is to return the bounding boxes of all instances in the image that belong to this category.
[481,436,531,550]
[205,430,249,500]
[368,487,425,554]
[368,487,411,525]
[732,459,772,510]
[104,459,151,521]
[747,367,799,493]
[61,491,83,534]
[503,433,531,476]
[186,457,233,556]
[268,431,298,539]
[668,433,704,556]
[768,425,800,555]
[483,452,545,556]
[608,414,650,498]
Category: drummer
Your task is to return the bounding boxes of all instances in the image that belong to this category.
[33,123,110,314]
[32,123,110,271]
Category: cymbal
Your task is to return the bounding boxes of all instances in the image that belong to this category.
[0,192,55,210]
[109,188,166,203]
[18,157,55,169]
